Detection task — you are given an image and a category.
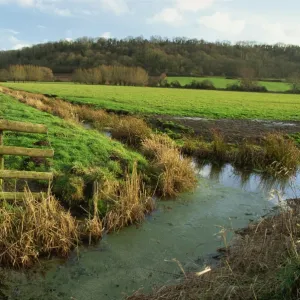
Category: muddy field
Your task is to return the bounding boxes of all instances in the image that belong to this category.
[163,116,300,143]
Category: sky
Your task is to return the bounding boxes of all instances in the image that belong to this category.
[1,0,300,50]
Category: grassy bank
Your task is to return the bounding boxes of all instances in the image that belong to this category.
[0,90,198,266]
[128,199,300,300]
[167,76,291,92]
[2,83,300,120]
[0,92,147,196]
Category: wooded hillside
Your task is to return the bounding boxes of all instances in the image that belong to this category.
[1,37,300,78]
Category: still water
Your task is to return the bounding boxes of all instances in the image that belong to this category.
[4,164,300,300]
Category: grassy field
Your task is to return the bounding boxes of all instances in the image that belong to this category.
[0,92,145,175]
[3,83,300,120]
[167,76,291,92]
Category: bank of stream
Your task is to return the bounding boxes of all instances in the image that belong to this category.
[2,164,299,300]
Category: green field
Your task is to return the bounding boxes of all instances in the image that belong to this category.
[2,83,300,120]
[167,77,291,92]
[0,92,145,174]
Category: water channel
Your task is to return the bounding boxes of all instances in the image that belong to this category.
[4,164,300,300]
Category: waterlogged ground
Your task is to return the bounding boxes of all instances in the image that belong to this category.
[3,165,300,300]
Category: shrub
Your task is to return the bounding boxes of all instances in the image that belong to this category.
[226,83,268,92]
[185,80,216,90]
[170,80,182,88]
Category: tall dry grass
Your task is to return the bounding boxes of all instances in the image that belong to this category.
[128,199,300,300]
[142,134,197,197]
[105,162,154,232]
[111,116,152,147]
[0,191,79,268]
[80,183,103,244]
[264,133,300,175]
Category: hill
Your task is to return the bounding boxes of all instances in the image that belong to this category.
[1,37,300,78]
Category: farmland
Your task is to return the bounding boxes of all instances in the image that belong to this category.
[2,82,300,120]
[167,76,291,92]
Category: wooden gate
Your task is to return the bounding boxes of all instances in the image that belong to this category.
[0,120,54,200]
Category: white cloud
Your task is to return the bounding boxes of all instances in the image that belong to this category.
[53,8,72,16]
[260,22,300,45]
[176,0,215,12]
[101,32,112,39]
[0,0,131,16]
[37,25,46,29]
[148,0,216,26]
[13,43,31,49]
[199,12,245,35]
[0,28,19,35]
[65,37,73,42]
[148,8,183,26]
[100,0,129,15]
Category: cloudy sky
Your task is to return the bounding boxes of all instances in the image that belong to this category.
[1,0,300,50]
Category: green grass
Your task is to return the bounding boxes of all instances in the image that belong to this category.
[2,83,300,120]
[0,92,146,175]
[167,76,291,92]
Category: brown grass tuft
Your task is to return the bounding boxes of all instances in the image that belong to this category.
[0,191,79,268]
[143,134,197,197]
[111,116,152,147]
[234,141,264,169]
[264,133,300,176]
[105,162,154,232]
[80,186,103,244]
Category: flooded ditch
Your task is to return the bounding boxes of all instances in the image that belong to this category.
[2,164,300,300]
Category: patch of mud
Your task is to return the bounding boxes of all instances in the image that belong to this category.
[160,116,300,143]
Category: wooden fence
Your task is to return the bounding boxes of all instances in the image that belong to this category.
[0,120,54,200]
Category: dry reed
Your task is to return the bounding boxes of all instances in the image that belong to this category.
[143,134,197,197]
[105,162,154,232]
[0,190,79,268]
[111,116,152,147]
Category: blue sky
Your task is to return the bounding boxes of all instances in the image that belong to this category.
[1,0,300,50]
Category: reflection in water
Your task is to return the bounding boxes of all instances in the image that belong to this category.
[3,165,300,300]
[199,163,299,204]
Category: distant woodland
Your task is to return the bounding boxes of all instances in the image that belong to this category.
[1,37,300,78]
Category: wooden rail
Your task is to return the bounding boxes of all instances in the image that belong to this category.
[0,170,53,180]
[0,120,48,134]
[0,120,53,200]
[0,146,54,158]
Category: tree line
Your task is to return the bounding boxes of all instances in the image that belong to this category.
[0,65,53,82]
[72,65,148,86]
[1,37,300,79]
